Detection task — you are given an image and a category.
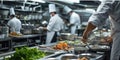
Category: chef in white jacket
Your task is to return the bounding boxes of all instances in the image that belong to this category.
[64,6,81,35]
[39,4,64,44]
[7,7,22,34]
[82,0,120,60]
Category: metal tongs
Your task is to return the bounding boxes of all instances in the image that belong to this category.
[85,42,91,50]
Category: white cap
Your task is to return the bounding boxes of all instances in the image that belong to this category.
[42,21,48,24]
[10,7,15,15]
[64,6,72,14]
[49,4,56,13]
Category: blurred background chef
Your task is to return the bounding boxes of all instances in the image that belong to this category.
[7,7,22,34]
[38,4,64,44]
[64,6,81,35]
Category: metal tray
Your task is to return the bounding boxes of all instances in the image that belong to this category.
[78,53,103,60]
[43,52,103,60]
[89,45,110,51]
[60,54,78,60]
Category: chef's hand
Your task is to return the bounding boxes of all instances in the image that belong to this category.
[106,36,113,43]
[81,36,88,44]
[37,27,43,30]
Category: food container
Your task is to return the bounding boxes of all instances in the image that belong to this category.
[46,58,58,60]
[60,54,78,60]
[89,45,110,52]
[78,53,103,60]
[61,33,77,40]
[32,29,43,34]
[74,47,89,54]
[21,29,32,34]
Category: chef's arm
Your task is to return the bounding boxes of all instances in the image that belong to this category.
[42,27,48,31]
[37,27,47,31]
[82,22,96,43]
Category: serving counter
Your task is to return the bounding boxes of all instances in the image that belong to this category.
[0,34,46,52]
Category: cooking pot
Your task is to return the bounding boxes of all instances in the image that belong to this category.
[61,33,77,40]
[21,29,32,35]
[32,28,43,34]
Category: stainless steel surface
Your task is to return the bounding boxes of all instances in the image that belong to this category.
[0,26,9,38]
[60,54,78,60]
[21,29,32,34]
[60,33,77,40]
[79,53,103,60]
[89,45,110,50]
[85,43,91,50]
[44,52,103,60]
[32,28,43,34]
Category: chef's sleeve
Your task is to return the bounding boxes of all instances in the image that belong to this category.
[88,0,113,27]
[7,20,13,28]
[47,17,56,31]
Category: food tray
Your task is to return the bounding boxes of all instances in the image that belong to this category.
[89,45,110,52]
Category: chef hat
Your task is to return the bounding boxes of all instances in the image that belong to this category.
[10,7,15,15]
[49,4,56,13]
[64,6,72,14]
[42,21,48,25]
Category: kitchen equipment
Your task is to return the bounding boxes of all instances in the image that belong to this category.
[89,45,110,52]
[60,54,78,60]
[85,43,91,50]
[21,29,32,35]
[1,26,9,38]
[25,7,29,11]
[74,47,89,54]
[38,14,42,20]
[61,33,77,40]
[1,10,9,15]
[32,28,43,34]
[21,24,35,34]
[78,53,103,60]
[46,58,58,60]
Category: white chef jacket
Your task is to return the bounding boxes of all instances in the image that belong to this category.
[46,14,64,44]
[7,17,22,33]
[47,14,64,32]
[88,0,120,60]
[70,12,81,34]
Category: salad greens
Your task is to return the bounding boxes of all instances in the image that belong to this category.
[5,47,46,60]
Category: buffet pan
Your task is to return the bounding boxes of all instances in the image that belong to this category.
[45,53,103,60]
[89,45,110,52]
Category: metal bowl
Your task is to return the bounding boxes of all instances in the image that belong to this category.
[60,54,78,60]
[78,53,103,60]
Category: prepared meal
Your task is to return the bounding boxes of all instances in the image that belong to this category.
[9,32,22,36]
[53,42,71,50]
[78,57,88,60]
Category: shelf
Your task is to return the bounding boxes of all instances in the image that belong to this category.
[28,43,36,45]
[0,47,9,50]
[13,44,27,48]
[0,38,11,41]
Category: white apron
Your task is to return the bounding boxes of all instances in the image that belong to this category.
[71,25,76,34]
[46,31,55,44]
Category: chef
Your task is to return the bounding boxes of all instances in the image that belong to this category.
[7,7,22,34]
[82,0,120,60]
[39,4,64,44]
[64,6,81,35]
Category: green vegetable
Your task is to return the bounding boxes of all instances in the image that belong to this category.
[5,47,46,60]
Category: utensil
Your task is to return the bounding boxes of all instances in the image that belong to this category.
[85,43,91,50]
